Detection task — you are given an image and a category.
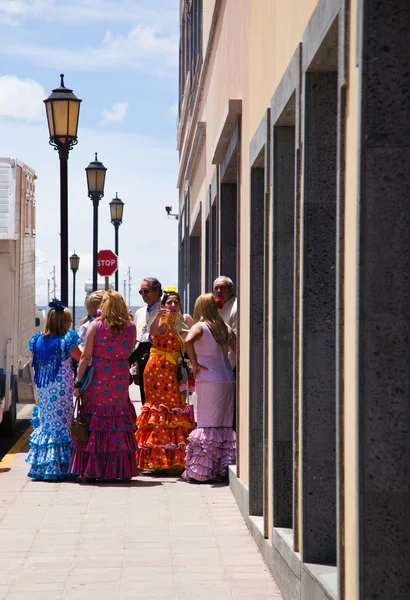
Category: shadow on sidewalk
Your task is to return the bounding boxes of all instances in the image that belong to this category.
[71,479,163,488]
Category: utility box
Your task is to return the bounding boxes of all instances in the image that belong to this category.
[0,157,37,436]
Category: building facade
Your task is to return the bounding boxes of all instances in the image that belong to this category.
[177,1,410,599]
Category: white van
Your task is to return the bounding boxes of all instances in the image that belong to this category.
[0,158,37,436]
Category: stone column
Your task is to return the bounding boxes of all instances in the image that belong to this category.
[357,0,410,596]
[301,71,337,565]
[248,167,265,516]
[272,126,295,528]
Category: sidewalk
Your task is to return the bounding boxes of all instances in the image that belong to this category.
[0,393,283,600]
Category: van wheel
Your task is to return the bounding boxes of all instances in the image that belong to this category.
[0,388,17,438]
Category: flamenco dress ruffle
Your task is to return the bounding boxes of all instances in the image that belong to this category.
[70,400,139,480]
[26,406,76,481]
[135,402,194,470]
[183,427,236,482]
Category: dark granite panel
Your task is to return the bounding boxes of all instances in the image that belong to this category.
[188,235,201,315]
[273,441,293,528]
[360,314,410,435]
[304,204,336,333]
[303,460,337,565]
[272,126,296,532]
[304,76,337,205]
[360,493,410,599]
[363,0,410,148]
[276,128,297,233]
[363,432,410,494]
[358,1,410,592]
[301,70,337,566]
[249,167,266,517]
[360,148,410,318]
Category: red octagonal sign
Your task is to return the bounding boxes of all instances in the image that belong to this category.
[97,249,118,277]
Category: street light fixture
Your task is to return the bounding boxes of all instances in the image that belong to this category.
[109,192,124,292]
[44,74,81,306]
[69,252,80,328]
[85,153,107,291]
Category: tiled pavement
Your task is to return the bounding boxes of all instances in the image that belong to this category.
[0,392,283,600]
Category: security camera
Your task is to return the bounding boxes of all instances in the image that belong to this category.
[165,206,179,220]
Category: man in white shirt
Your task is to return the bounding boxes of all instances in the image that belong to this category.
[213,276,237,369]
[132,277,162,404]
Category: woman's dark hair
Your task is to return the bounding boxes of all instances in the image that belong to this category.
[143,277,162,296]
[161,291,182,308]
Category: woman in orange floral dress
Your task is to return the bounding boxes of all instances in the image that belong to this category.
[135,291,194,470]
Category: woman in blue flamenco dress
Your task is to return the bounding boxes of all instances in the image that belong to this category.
[26,298,82,481]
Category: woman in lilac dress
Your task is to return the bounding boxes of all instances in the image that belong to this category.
[70,290,139,481]
[183,293,236,482]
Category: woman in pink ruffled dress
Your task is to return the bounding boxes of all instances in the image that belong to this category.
[70,290,139,481]
[183,293,236,482]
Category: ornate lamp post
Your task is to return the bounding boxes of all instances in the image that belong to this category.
[44,74,81,306]
[109,193,124,291]
[69,252,80,327]
[85,153,107,291]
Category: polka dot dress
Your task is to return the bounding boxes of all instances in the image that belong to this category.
[135,322,194,470]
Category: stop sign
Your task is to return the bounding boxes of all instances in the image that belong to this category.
[97,249,118,276]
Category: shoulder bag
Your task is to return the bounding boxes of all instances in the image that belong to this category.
[70,395,89,442]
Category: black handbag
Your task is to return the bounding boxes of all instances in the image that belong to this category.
[177,353,192,382]
[128,340,152,367]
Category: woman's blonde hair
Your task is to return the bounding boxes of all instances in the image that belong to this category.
[44,307,72,337]
[193,293,228,347]
[79,290,105,328]
[100,290,130,334]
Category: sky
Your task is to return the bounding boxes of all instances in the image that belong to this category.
[0,0,180,306]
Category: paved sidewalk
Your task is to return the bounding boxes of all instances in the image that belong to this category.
[0,394,283,600]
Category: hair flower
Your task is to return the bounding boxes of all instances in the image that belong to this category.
[164,285,178,294]
[213,295,224,310]
[97,309,102,316]
[48,298,66,311]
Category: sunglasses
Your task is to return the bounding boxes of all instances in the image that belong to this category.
[139,289,152,295]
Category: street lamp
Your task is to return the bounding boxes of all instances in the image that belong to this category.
[69,252,80,328]
[109,192,124,291]
[44,74,81,306]
[86,153,107,291]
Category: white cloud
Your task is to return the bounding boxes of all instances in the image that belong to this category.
[0,75,45,120]
[0,0,177,28]
[0,0,52,25]
[0,24,178,71]
[102,102,128,124]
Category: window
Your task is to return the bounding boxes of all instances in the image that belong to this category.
[179,0,203,116]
